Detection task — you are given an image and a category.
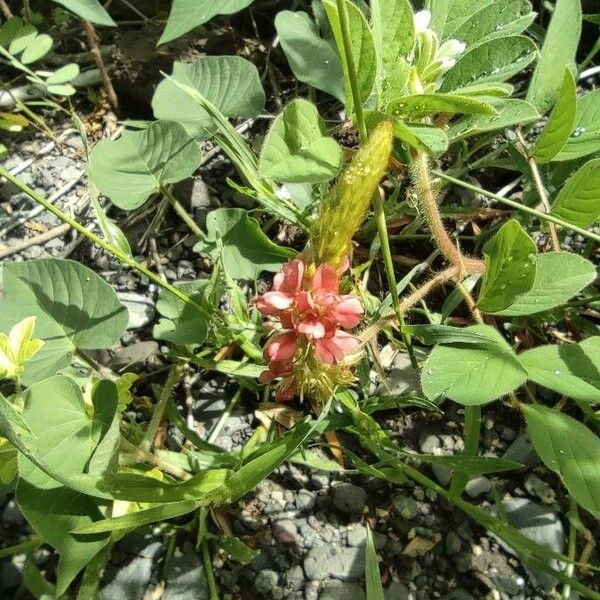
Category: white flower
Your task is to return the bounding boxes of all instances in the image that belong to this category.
[413,10,432,34]
[438,39,467,60]
[275,185,291,201]
[439,57,457,73]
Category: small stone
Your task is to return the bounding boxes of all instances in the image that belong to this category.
[384,582,410,600]
[273,519,298,544]
[311,473,330,490]
[284,565,304,591]
[464,476,492,498]
[347,525,367,547]
[391,494,418,520]
[100,556,153,600]
[445,531,462,556]
[500,427,516,441]
[432,464,452,486]
[303,545,364,581]
[296,489,316,511]
[0,560,21,590]
[332,483,366,514]
[524,473,555,504]
[117,292,155,330]
[163,553,208,600]
[2,499,24,527]
[319,581,366,600]
[419,433,441,454]
[254,569,279,595]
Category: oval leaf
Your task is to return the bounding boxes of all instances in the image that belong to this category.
[259,99,343,183]
[478,219,537,313]
[523,404,600,518]
[388,93,497,118]
[88,120,202,210]
[152,56,265,139]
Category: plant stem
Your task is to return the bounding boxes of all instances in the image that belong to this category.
[0,536,41,559]
[202,536,220,600]
[82,20,118,112]
[449,405,482,498]
[335,0,367,141]
[162,186,207,240]
[562,497,578,599]
[373,189,418,368]
[433,169,600,244]
[207,387,243,444]
[517,131,560,251]
[0,0,12,18]
[0,167,210,319]
[140,363,184,453]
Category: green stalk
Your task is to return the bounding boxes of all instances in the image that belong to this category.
[0,167,210,319]
[202,536,219,600]
[335,0,367,141]
[449,405,481,498]
[140,363,184,452]
[433,169,600,244]
[0,536,41,559]
[162,186,207,241]
[562,497,578,599]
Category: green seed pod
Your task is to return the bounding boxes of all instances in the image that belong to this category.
[309,120,393,271]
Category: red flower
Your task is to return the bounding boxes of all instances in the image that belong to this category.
[255,258,364,399]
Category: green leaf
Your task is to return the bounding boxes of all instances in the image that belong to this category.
[217,535,259,564]
[275,11,344,102]
[448,98,539,140]
[0,258,128,385]
[19,33,52,64]
[393,121,449,156]
[415,454,523,475]
[152,56,265,139]
[46,62,80,84]
[550,158,600,228]
[388,93,497,118]
[51,0,115,26]
[518,337,600,403]
[159,0,254,44]
[522,404,600,518]
[478,219,537,313]
[365,525,384,600]
[440,36,537,92]
[370,0,414,77]
[16,376,116,595]
[554,89,600,162]
[402,324,504,349]
[421,325,527,405]
[430,0,449,36]
[194,208,295,280]
[443,0,493,38]
[88,120,202,210]
[154,280,209,346]
[73,501,200,534]
[452,0,535,46]
[324,0,377,112]
[532,69,577,163]
[495,252,596,316]
[526,0,581,114]
[258,99,343,183]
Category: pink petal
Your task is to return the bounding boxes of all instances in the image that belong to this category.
[264,333,298,362]
[259,358,293,382]
[330,296,363,328]
[274,259,304,293]
[294,291,313,313]
[314,339,337,363]
[312,264,339,293]
[314,330,360,363]
[297,318,326,339]
[255,291,294,314]
[331,330,361,354]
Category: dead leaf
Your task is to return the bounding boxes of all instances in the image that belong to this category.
[402,533,441,557]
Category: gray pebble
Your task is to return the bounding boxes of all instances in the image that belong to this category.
[392,494,418,520]
[384,581,411,600]
[303,545,364,581]
[0,560,21,590]
[332,483,366,514]
[465,476,492,498]
[445,531,462,556]
[117,292,155,330]
[419,433,441,454]
[311,473,330,490]
[254,569,279,595]
[319,581,366,600]
[2,499,24,527]
[273,519,298,544]
[285,565,305,592]
[432,464,453,487]
[296,489,316,512]
[101,556,153,600]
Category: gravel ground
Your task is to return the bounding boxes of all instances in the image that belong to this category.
[1,108,599,599]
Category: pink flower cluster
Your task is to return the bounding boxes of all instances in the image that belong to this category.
[255,258,363,400]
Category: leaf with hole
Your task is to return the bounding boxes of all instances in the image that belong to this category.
[275,11,344,102]
[452,0,535,46]
[88,120,202,210]
[259,99,342,183]
[159,0,254,44]
[421,325,527,405]
[532,69,577,163]
[526,0,581,114]
[494,252,596,316]
[194,208,295,280]
[523,404,600,518]
[50,0,115,26]
[0,258,128,385]
[549,158,600,228]
[16,376,117,595]
[323,0,377,112]
[554,89,600,162]
[519,337,600,403]
[440,36,537,92]
[478,219,537,313]
[152,56,265,139]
